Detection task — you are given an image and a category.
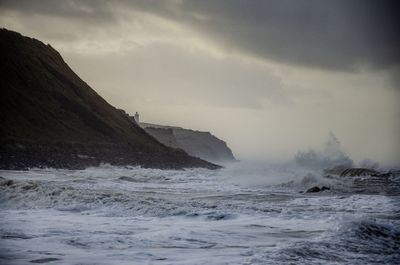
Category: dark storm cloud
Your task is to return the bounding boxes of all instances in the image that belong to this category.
[132,0,400,71]
[1,0,399,71]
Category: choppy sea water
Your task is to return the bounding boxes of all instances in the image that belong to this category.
[0,163,399,265]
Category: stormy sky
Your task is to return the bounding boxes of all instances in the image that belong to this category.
[1,0,399,164]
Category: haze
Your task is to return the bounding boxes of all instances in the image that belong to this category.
[1,0,399,165]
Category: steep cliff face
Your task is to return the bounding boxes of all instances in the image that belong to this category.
[141,123,236,163]
[0,29,219,170]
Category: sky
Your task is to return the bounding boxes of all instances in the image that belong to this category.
[1,0,399,165]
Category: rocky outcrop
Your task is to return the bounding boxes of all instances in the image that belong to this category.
[339,168,379,177]
[0,29,220,170]
[141,123,236,163]
[306,186,330,193]
[324,167,380,177]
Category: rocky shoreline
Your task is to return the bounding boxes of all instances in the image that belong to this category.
[0,140,221,170]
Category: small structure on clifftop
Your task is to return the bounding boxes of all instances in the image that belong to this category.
[134,112,140,123]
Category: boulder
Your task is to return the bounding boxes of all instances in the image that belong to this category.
[339,168,379,177]
[324,167,380,177]
[306,186,330,193]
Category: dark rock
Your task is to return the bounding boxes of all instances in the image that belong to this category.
[306,186,321,193]
[306,186,330,193]
[339,168,379,177]
[324,167,380,177]
[324,165,350,175]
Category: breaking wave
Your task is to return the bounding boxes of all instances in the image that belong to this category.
[252,218,400,265]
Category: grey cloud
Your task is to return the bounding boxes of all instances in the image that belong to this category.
[134,0,400,71]
[0,0,116,24]
[65,42,287,109]
[1,0,399,71]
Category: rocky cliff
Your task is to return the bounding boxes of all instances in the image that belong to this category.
[141,123,236,163]
[0,29,219,170]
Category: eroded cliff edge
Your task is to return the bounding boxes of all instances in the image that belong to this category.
[141,122,236,164]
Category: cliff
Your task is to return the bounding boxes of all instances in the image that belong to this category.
[141,123,236,163]
[0,29,219,170]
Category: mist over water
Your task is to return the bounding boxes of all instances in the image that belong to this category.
[221,160,314,187]
[294,132,354,170]
[222,132,397,191]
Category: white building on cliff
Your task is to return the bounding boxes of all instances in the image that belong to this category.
[134,112,140,123]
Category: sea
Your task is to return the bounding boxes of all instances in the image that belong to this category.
[0,162,399,265]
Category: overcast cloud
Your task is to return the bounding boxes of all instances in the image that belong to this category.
[1,0,399,164]
[2,0,399,71]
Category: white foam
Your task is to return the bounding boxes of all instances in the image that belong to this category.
[0,164,398,264]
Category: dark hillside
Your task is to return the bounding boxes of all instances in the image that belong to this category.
[0,29,219,170]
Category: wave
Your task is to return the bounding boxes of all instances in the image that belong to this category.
[221,161,400,195]
[1,166,399,265]
[250,218,400,265]
[279,171,400,195]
